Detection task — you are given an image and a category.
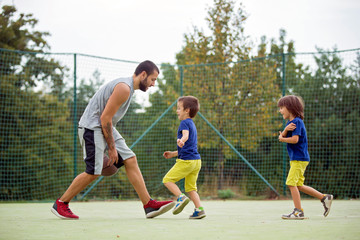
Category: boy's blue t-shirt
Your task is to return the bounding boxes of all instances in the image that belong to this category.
[285,117,310,162]
[177,118,201,160]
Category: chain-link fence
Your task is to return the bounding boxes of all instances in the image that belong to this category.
[1,48,359,201]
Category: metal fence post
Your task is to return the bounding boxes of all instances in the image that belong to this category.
[73,53,77,181]
[282,53,287,196]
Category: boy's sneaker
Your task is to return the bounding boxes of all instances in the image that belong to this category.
[173,194,190,215]
[321,194,333,217]
[189,208,206,219]
[282,208,305,220]
[144,199,175,218]
[51,199,79,219]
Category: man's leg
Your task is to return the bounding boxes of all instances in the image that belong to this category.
[60,172,99,202]
[124,156,175,218]
[123,156,151,205]
[52,172,98,219]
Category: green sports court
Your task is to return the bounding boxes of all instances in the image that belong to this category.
[1,200,359,240]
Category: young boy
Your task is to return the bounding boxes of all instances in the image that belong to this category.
[162,96,206,219]
[278,95,333,220]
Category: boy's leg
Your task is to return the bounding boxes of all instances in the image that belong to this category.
[282,161,307,220]
[188,191,206,219]
[282,185,305,220]
[162,159,190,197]
[164,182,182,196]
[188,190,201,208]
[297,185,324,200]
[185,160,206,219]
[163,160,194,215]
[285,161,309,210]
[288,185,302,210]
[163,182,189,215]
[184,160,202,208]
[298,185,333,217]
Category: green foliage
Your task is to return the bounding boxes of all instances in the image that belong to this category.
[0,5,50,52]
[218,188,235,199]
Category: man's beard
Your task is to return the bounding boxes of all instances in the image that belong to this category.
[139,77,148,92]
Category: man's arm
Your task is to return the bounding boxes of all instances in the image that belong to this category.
[100,83,130,165]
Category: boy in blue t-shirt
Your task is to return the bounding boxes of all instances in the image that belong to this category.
[278,95,333,219]
[162,96,206,219]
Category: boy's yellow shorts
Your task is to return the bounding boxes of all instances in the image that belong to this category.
[286,161,309,186]
[163,159,201,192]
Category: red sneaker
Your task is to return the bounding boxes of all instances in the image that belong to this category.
[51,199,79,219]
[144,199,175,218]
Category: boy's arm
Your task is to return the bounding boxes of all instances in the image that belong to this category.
[163,151,178,159]
[177,130,189,148]
[279,123,296,137]
[278,132,299,144]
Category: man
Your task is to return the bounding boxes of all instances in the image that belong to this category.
[51,60,175,219]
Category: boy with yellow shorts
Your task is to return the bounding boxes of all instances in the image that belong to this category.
[163,96,205,219]
[278,95,333,219]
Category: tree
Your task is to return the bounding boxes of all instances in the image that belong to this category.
[0,5,72,200]
[152,0,280,190]
[0,5,66,95]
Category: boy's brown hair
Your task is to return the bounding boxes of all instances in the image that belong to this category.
[277,95,305,119]
[178,96,200,118]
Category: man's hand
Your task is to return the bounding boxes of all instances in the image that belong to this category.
[107,148,118,166]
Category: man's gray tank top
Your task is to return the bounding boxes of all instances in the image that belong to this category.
[78,77,134,130]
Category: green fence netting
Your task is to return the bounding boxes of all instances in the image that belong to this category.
[0,48,359,201]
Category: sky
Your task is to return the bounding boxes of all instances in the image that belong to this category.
[1,0,359,65]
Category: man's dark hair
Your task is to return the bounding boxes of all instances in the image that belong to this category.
[134,60,159,76]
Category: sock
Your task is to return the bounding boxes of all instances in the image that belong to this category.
[58,199,69,204]
[196,207,204,211]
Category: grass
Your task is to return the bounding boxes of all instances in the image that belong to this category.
[0,200,359,240]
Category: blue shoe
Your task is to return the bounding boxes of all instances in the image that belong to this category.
[172,194,190,215]
[189,208,206,219]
